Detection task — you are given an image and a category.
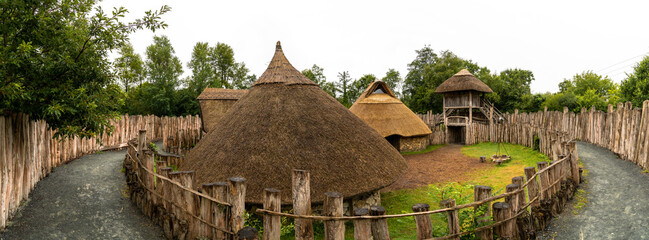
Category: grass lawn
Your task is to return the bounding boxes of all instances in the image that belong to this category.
[381,142,550,239]
[402,144,445,155]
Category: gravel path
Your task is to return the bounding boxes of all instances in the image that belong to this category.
[0,150,163,240]
[538,142,649,239]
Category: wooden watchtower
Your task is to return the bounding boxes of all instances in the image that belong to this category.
[435,69,503,144]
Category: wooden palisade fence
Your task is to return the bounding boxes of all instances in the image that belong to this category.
[0,114,201,230]
[418,100,649,170]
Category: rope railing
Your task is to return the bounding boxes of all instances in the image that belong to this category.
[127,143,231,207]
[255,154,572,221]
[126,153,235,235]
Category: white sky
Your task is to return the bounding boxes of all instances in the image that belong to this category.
[99,0,649,93]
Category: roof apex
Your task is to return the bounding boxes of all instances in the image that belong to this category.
[251,41,317,87]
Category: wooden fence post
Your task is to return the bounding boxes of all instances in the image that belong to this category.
[200,183,214,239]
[492,202,510,239]
[229,177,247,236]
[264,188,281,240]
[324,192,344,240]
[505,184,520,239]
[524,167,539,207]
[354,208,372,240]
[569,142,580,184]
[292,169,313,240]
[440,199,460,240]
[179,171,198,239]
[537,162,550,200]
[370,206,390,240]
[211,182,229,239]
[412,203,433,240]
[137,129,147,154]
[474,186,492,240]
[512,177,527,208]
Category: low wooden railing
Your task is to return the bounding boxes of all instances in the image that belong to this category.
[255,141,579,240]
[126,127,580,239]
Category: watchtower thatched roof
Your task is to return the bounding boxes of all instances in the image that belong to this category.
[181,42,406,204]
[435,69,493,93]
[350,81,432,138]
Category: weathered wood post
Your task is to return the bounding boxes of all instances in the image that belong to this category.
[440,199,460,240]
[474,185,493,240]
[492,202,507,238]
[210,182,229,239]
[354,208,372,240]
[200,183,214,239]
[512,177,527,208]
[168,172,187,239]
[370,206,390,240]
[137,129,147,154]
[263,188,281,240]
[324,192,345,240]
[524,167,539,207]
[229,177,247,236]
[505,184,520,239]
[179,171,198,239]
[412,203,433,240]
[569,141,580,184]
[292,170,313,240]
[537,162,550,200]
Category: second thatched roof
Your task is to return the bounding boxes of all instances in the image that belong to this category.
[350,81,432,138]
[181,42,406,204]
[435,69,493,93]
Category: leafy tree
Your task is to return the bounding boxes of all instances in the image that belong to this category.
[114,43,144,93]
[382,69,402,96]
[620,56,649,107]
[403,47,483,113]
[483,69,534,113]
[542,92,579,112]
[302,64,337,98]
[207,42,254,89]
[337,71,353,107]
[0,0,169,138]
[144,35,183,116]
[559,71,618,111]
[187,42,214,95]
[349,74,376,102]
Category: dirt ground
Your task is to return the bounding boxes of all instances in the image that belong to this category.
[383,144,491,191]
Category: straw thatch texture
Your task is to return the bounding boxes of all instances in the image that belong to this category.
[197,88,248,100]
[197,88,248,132]
[181,42,406,204]
[350,81,432,139]
[435,69,493,93]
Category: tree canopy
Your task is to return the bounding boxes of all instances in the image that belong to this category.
[0,0,169,138]
[620,56,649,107]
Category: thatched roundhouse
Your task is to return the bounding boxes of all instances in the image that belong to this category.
[197,88,248,132]
[349,81,432,152]
[181,42,407,205]
[435,69,496,144]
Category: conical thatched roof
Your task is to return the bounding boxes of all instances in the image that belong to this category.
[181,42,406,204]
[350,81,432,138]
[435,69,493,93]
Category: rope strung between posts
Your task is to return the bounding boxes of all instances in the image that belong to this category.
[425,196,539,240]
[127,143,231,206]
[256,153,573,220]
[126,151,235,235]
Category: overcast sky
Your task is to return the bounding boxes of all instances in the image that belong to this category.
[99,0,649,93]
